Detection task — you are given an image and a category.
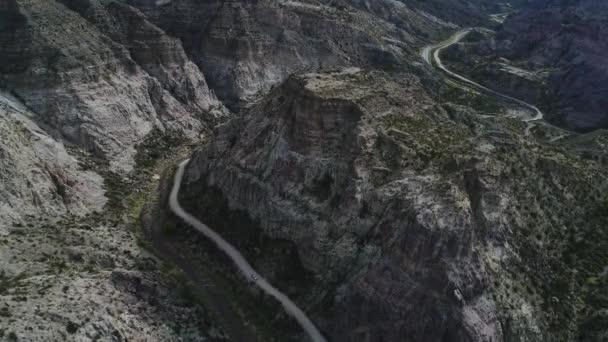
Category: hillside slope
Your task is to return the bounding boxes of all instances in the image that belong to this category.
[2,0,606,341]
[180,70,608,341]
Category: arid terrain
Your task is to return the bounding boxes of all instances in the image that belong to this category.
[0,1,607,341]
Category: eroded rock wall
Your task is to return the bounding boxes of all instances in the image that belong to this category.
[0,0,226,171]
[0,92,105,224]
[128,0,458,109]
[180,69,608,341]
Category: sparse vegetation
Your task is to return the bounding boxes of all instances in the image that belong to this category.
[442,83,503,114]
[0,272,26,296]
[135,129,188,171]
[66,321,78,334]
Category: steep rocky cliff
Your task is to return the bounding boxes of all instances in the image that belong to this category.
[129,0,461,110]
[0,90,221,341]
[0,0,226,171]
[179,70,608,341]
[0,1,228,340]
[0,92,104,223]
[2,0,607,341]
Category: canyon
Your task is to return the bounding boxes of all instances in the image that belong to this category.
[0,0,607,341]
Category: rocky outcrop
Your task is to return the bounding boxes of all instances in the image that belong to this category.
[0,88,220,341]
[179,69,608,341]
[3,0,607,341]
[0,92,105,224]
[128,0,459,110]
[0,0,225,171]
[0,3,230,340]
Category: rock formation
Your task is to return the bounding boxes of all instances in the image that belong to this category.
[1,0,607,341]
[129,0,459,110]
[180,70,608,341]
[0,0,226,171]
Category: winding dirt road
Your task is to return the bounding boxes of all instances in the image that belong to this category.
[169,159,326,342]
[422,29,544,134]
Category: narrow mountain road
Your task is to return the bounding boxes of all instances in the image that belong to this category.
[422,29,544,135]
[169,159,326,342]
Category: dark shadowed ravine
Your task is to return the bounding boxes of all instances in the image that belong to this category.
[169,159,326,342]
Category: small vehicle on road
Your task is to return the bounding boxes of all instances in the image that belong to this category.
[250,273,259,282]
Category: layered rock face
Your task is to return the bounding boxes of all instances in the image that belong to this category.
[0,1,498,341]
[2,0,607,341]
[128,0,461,109]
[0,1,227,340]
[0,92,105,224]
[0,0,225,170]
[180,70,608,341]
[395,0,500,26]
[0,92,219,342]
[464,0,608,132]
